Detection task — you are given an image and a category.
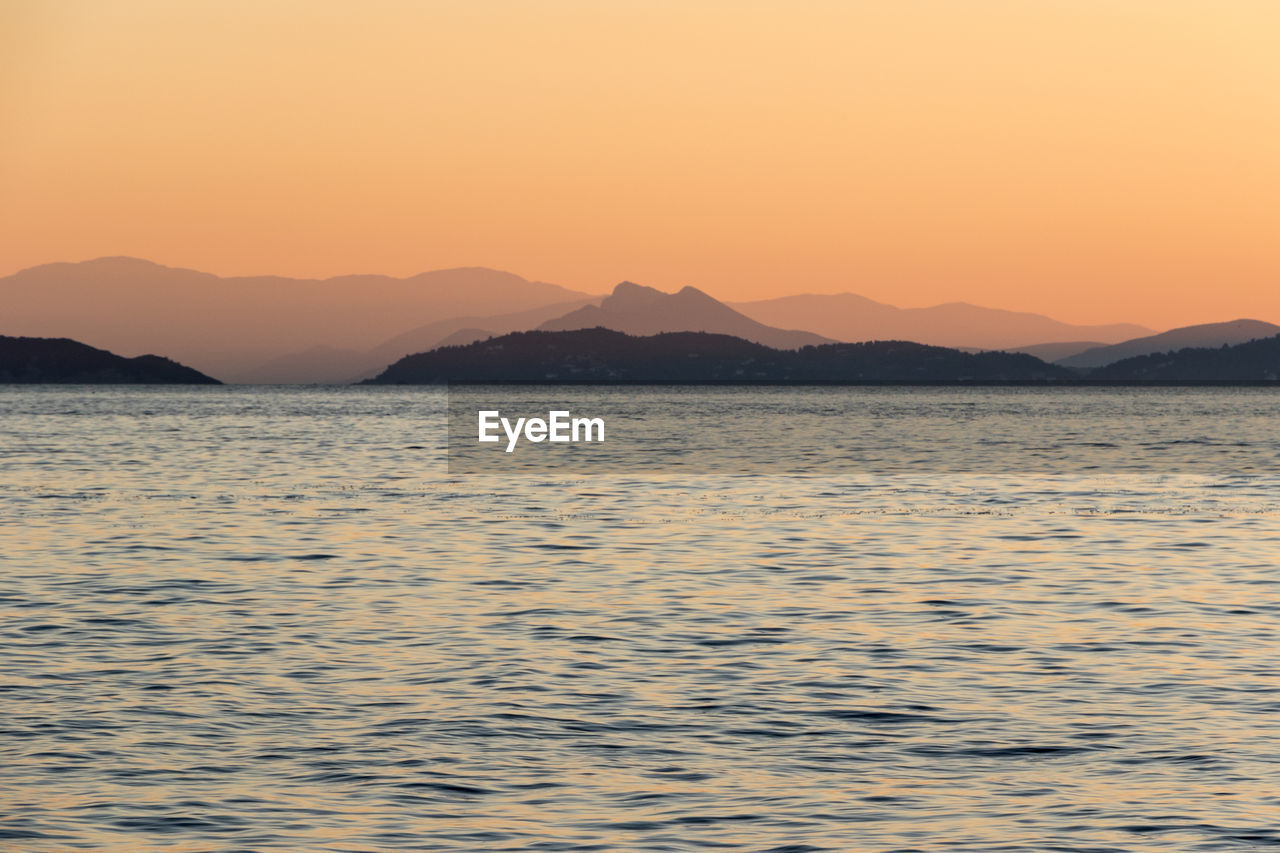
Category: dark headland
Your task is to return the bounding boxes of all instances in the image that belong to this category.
[365,327,1280,384]
[365,328,1073,383]
[0,336,221,384]
[1089,334,1280,381]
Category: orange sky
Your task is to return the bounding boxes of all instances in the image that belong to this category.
[3,1,1278,329]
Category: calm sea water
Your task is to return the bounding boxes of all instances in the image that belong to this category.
[3,386,1280,852]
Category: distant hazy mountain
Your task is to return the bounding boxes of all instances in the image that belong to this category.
[231,299,600,383]
[231,345,370,385]
[1002,341,1107,362]
[539,282,831,349]
[367,328,1071,383]
[430,328,494,349]
[0,336,219,383]
[1,257,592,381]
[730,293,1150,350]
[350,300,599,379]
[1091,334,1280,380]
[1057,320,1280,368]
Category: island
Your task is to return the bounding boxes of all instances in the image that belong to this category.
[365,328,1073,383]
[0,336,221,384]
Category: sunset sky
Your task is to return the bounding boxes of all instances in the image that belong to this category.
[3,1,1278,329]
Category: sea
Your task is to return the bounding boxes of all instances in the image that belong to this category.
[3,385,1279,852]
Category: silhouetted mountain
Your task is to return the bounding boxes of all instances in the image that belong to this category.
[2,257,593,380]
[731,293,1150,350]
[539,282,830,349]
[1089,334,1280,381]
[231,300,600,383]
[367,328,1072,383]
[1057,320,1280,368]
[345,300,599,381]
[0,336,220,383]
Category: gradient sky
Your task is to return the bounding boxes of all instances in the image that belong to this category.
[3,1,1278,328]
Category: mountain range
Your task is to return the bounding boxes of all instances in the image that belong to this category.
[1056,320,1280,368]
[730,293,1151,351]
[370,326,1280,383]
[1091,334,1280,380]
[10,326,1278,384]
[235,280,1208,383]
[1085,333,1280,379]
[5,258,1278,383]
[0,258,590,381]
[234,300,598,384]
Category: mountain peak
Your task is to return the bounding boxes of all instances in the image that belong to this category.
[605,281,718,308]
[539,282,832,349]
[604,281,671,309]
